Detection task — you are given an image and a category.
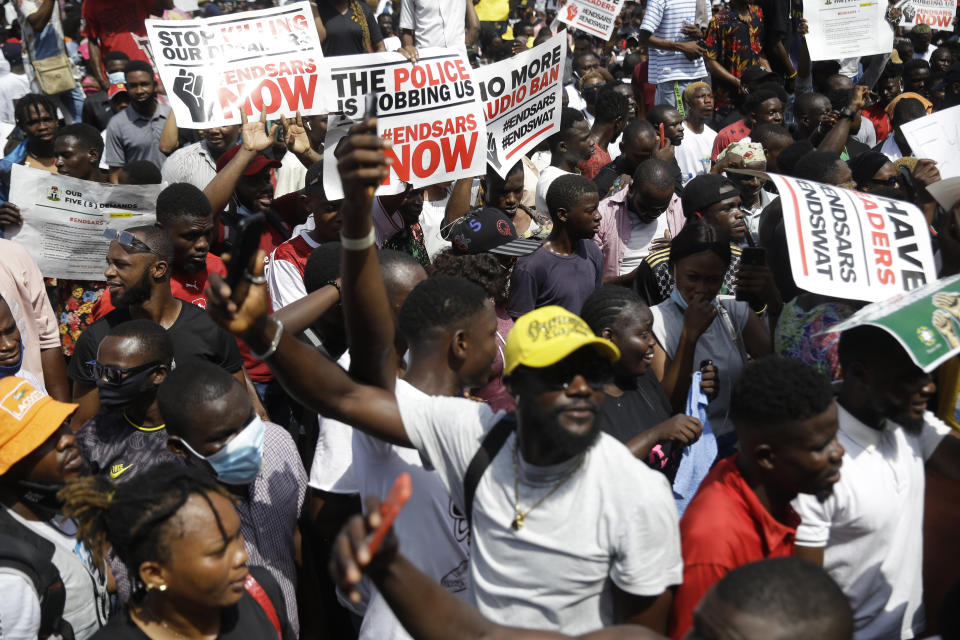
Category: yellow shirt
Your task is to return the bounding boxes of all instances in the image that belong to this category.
[475,0,509,22]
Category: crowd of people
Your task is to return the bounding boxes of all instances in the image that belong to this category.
[0,0,959,638]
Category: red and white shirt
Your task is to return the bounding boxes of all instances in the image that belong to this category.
[266,230,322,312]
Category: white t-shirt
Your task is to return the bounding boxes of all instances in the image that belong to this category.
[792,406,951,640]
[676,121,717,184]
[310,352,360,495]
[535,166,570,216]
[399,0,467,53]
[880,134,905,162]
[274,150,308,198]
[620,212,669,275]
[397,395,683,634]
[420,192,451,260]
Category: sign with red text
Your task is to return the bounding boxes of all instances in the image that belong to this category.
[896,0,955,29]
[769,173,936,302]
[319,48,486,192]
[476,32,566,176]
[557,0,626,40]
[803,0,894,61]
[145,4,324,128]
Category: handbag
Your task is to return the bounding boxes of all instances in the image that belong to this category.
[32,55,76,95]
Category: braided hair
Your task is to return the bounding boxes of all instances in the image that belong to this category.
[430,249,510,306]
[580,285,648,337]
[349,0,372,52]
[59,463,230,596]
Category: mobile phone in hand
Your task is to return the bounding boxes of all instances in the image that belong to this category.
[225,212,265,292]
[367,472,412,556]
[735,247,766,302]
[658,122,666,149]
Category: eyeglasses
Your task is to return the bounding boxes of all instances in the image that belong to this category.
[528,358,614,391]
[87,360,160,384]
[870,176,900,187]
[103,228,161,256]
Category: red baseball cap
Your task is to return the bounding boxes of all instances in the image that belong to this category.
[215,145,282,176]
[108,82,128,99]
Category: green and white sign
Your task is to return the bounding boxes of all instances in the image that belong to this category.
[825,274,960,372]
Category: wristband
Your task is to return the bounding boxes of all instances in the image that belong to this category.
[325,279,342,298]
[252,317,284,360]
[838,107,855,120]
[340,228,376,251]
[787,70,798,80]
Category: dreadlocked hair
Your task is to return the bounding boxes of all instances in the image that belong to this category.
[349,0,372,52]
[15,93,57,128]
[59,463,230,596]
[580,285,648,336]
[429,249,509,306]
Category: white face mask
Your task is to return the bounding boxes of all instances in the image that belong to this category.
[108,71,125,85]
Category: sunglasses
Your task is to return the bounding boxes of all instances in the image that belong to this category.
[87,360,160,385]
[527,358,614,391]
[870,176,900,187]
[103,228,161,256]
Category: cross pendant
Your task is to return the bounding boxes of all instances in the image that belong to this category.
[512,513,524,530]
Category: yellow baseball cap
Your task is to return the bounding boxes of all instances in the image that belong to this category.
[504,306,620,375]
[0,377,77,475]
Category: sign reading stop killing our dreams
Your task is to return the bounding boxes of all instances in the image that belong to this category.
[476,32,566,176]
[145,4,324,128]
[770,173,936,302]
[320,48,486,190]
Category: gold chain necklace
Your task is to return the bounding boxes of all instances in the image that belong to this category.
[511,443,584,531]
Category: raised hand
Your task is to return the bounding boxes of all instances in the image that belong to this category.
[281,111,312,155]
[240,108,279,154]
[932,309,960,348]
[0,202,22,229]
[337,118,392,208]
[205,249,270,341]
[933,291,960,320]
[330,496,397,603]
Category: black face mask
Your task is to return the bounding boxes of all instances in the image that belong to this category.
[582,86,601,106]
[17,479,66,519]
[95,365,160,410]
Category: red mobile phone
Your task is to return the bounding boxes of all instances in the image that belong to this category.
[366,472,412,556]
[658,122,666,149]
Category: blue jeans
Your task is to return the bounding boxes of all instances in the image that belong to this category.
[654,78,707,118]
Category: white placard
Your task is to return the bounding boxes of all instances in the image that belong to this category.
[900,104,960,180]
[803,0,894,61]
[556,0,626,40]
[896,0,955,29]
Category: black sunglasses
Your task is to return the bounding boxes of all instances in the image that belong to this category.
[87,360,160,385]
[526,357,614,391]
[103,228,161,256]
[870,176,900,187]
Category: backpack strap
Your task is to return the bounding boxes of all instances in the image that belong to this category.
[244,572,282,640]
[463,413,516,532]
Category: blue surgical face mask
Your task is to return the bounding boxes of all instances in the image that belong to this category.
[182,415,265,486]
[107,71,125,85]
[670,286,719,310]
[0,343,24,378]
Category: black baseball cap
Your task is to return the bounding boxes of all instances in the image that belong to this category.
[740,65,779,86]
[682,174,740,218]
[448,207,541,257]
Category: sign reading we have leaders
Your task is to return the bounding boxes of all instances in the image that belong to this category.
[319,47,486,196]
[826,274,960,372]
[476,32,566,177]
[766,172,936,302]
[6,165,163,280]
[557,0,626,40]
[145,4,324,128]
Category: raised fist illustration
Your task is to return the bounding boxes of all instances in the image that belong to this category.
[173,69,213,123]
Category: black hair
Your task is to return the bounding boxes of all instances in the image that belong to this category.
[104,50,130,64]
[429,250,509,306]
[795,91,830,119]
[826,88,853,112]
[56,123,104,157]
[156,183,212,225]
[121,160,162,185]
[893,97,926,126]
[60,463,230,596]
[157,357,241,436]
[811,60,841,80]
[744,89,781,115]
[397,275,488,345]
[750,123,792,148]
[754,81,789,105]
[485,161,523,200]
[379,248,425,301]
[712,558,853,638]
[777,141,815,177]
[646,104,679,127]
[730,355,834,430]
[105,319,174,366]
[14,93,57,127]
[792,151,845,184]
[124,59,154,77]
[572,50,599,72]
[580,285,648,335]
[632,158,674,190]
[837,325,902,368]
[127,224,175,262]
[594,87,628,124]
[880,62,903,81]
[622,117,656,142]
[303,241,341,293]
[668,219,731,267]
[545,174,598,220]
[549,107,587,152]
[903,58,931,76]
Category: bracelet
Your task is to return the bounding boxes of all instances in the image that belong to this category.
[787,70,798,80]
[325,279,342,298]
[252,317,284,360]
[340,228,376,251]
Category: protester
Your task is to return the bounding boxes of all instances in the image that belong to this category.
[638,0,707,113]
[54,123,106,181]
[577,87,628,180]
[592,118,680,196]
[703,0,769,104]
[104,60,170,177]
[317,0,386,56]
[710,88,785,161]
[160,122,241,189]
[534,107,594,214]
[676,83,717,183]
[81,51,129,131]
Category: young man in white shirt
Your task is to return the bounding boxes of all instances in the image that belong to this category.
[793,325,960,639]
[675,82,717,184]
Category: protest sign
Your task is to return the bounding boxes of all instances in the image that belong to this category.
[556,0,626,40]
[6,165,163,281]
[900,104,960,180]
[768,173,936,302]
[145,4,324,128]
[895,0,955,29]
[824,274,960,371]
[475,32,566,176]
[802,0,894,61]
[319,48,487,193]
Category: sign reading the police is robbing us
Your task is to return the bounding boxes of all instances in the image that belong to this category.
[769,173,936,302]
[320,48,486,193]
[145,4,324,128]
[476,32,566,177]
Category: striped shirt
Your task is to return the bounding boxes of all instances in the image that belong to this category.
[161,140,218,190]
[640,0,707,84]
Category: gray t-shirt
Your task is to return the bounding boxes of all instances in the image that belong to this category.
[651,296,750,435]
[507,240,603,317]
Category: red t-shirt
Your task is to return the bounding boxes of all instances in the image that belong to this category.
[862,103,892,143]
[710,119,751,162]
[81,0,155,64]
[668,455,800,639]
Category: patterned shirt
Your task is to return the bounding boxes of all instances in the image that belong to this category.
[704,6,766,80]
[160,140,220,190]
[634,243,743,306]
[75,409,179,483]
[774,299,859,381]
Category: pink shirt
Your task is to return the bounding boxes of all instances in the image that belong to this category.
[594,188,686,279]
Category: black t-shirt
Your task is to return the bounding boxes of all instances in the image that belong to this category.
[90,567,293,640]
[316,0,383,56]
[67,303,243,385]
[82,91,115,131]
[599,373,672,444]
